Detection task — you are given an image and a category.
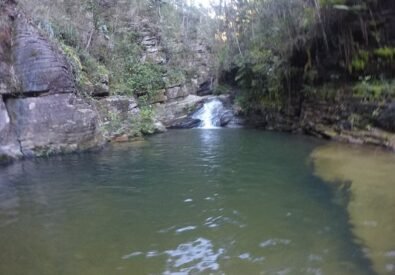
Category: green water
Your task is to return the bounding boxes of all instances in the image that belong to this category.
[0,129,391,274]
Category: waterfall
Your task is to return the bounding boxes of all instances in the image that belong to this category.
[192,99,226,129]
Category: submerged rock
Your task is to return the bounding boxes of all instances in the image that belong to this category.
[6,94,104,157]
[311,143,395,275]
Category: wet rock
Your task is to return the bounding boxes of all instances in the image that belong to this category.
[153,121,167,133]
[166,86,189,100]
[6,94,104,157]
[169,117,201,129]
[220,110,234,127]
[0,98,22,161]
[12,17,75,95]
[375,102,395,132]
[155,95,208,127]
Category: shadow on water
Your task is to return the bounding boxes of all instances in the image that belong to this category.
[0,129,388,274]
[311,142,395,275]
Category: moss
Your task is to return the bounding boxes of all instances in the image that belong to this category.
[353,80,395,100]
[60,43,83,78]
[350,50,369,72]
[131,106,156,135]
[374,46,395,60]
[164,69,186,88]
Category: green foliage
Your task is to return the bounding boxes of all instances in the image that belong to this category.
[351,50,369,72]
[123,62,165,96]
[164,69,186,88]
[374,47,395,60]
[213,84,231,95]
[59,43,83,81]
[353,79,395,100]
[131,106,156,135]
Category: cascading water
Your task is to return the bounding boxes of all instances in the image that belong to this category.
[192,99,226,129]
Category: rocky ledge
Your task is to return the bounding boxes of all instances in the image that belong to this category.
[246,95,395,151]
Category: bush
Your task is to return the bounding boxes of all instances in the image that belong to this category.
[122,61,165,96]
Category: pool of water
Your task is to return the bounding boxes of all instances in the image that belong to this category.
[0,129,393,274]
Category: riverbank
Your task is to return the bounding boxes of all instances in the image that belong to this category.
[242,86,395,152]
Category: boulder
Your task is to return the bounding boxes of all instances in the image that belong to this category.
[92,70,110,97]
[166,86,189,100]
[375,102,395,132]
[95,96,141,140]
[220,110,234,127]
[155,95,208,127]
[169,117,201,129]
[6,94,104,157]
[149,90,167,104]
[0,98,22,161]
[12,17,75,95]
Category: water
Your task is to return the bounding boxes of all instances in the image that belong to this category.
[0,129,394,275]
[192,99,226,128]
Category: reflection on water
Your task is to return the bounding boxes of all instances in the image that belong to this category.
[0,130,384,274]
[311,143,395,274]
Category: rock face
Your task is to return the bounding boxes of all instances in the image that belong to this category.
[12,17,75,95]
[0,6,105,162]
[6,94,103,157]
[95,95,168,140]
[165,86,189,101]
[95,96,141,140]
[155,95,208,127]
[0,1,17,95]
[375,102,395,132]
[0,98,22,161]
[246,94,395,151]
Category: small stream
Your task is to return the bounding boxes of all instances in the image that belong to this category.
[1,129,394,274]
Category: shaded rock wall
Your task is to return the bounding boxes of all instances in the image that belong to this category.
[247,94,395,151]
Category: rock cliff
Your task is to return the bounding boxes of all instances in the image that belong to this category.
[0,2,104,162]
[0,1,216,163]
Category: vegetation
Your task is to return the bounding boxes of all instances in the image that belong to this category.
[17,0,395,118]
[212,0,395,113]
[19,0,217,98]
